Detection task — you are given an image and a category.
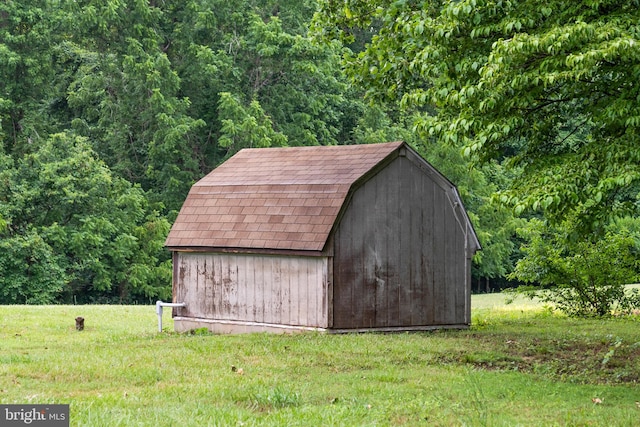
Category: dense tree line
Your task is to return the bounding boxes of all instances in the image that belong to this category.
[1,0,637,314]
[1,0,368,303]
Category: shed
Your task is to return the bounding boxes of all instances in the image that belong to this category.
[165,141,480,333]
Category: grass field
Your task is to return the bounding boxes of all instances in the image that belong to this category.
[1,294,639,426]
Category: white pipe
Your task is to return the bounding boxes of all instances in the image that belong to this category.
[156,301,186,332]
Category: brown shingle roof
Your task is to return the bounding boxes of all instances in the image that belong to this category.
[165,142,404,252]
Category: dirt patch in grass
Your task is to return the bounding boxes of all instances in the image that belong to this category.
[435,334,640,384]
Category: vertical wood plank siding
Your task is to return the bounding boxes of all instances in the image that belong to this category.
[175,253,329,328]
[332,155,471,329]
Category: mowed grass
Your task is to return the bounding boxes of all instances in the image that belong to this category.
[1,296,639,426]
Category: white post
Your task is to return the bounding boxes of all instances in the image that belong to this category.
[156,301,186,332]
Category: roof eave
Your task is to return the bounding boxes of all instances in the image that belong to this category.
[166,246,328,257]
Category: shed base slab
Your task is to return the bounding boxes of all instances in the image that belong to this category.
[173,317,468,334]
[173,317,328,334]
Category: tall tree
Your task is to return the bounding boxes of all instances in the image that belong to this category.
[62,0,365,212]
[61,0,205,214]
[0,0,61,155]
[0,133,171,303]
[165,0,361,157]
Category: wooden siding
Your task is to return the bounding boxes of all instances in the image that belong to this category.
[174,252,330,328]
[332,154,471,329]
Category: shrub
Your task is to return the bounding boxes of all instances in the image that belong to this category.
[511,219,640,317]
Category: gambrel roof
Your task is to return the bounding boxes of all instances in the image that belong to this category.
[165,141,480,253]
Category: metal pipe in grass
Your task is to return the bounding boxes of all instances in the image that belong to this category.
[156,301,185,332]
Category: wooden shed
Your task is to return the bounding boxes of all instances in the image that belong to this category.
[165,141,480,333]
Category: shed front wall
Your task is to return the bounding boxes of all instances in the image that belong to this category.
[332,154,471,329]
[173,252,330,330]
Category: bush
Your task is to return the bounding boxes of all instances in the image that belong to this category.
[0,231,66,304]
[511,219,640,317]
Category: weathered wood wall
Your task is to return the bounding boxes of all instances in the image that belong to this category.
[332,153,471,329]
[173,252,330,328]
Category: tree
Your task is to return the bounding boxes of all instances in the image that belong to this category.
[217,92,288,157]
[0,230,66,304]
[61,0,206,214]
[0,152,66,303]
[166,0,360,155]
[0,0,62,156]
[1,0,383,303]
[62,0,364,212]
[0,133,171,303]
[314,0,640,235]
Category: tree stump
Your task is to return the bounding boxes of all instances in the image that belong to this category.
[75,316,85,331]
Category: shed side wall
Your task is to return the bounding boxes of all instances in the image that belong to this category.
[174,252,329,328]
[332,156,470,329]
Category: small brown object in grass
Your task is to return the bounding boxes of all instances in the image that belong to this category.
[75,316,85,331]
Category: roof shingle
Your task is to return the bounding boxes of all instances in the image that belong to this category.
[165,142,404,252]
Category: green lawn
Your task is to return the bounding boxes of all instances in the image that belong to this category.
[1,297,639,426]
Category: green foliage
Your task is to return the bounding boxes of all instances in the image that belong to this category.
[1,0,374,303]
[63,27,205,214]
[217,92,288,157]
[0,230,65,304]
[0,0,535,303]
[350,105,407,145]
[511,219,640,317]
[58,0,364,210]
[0,152,66,303]
[0,0,62,155]
[168,0,358,151]
[237,13,350,146]
[315,0,640,235]
[0,133,171,303]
